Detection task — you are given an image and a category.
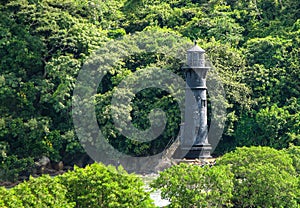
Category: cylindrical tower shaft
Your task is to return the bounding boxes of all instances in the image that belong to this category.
[180,43,212,159]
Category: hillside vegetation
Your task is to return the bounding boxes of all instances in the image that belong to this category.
[0,0,299,181]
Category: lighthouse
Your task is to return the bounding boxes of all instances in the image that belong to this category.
[179,43,212,159]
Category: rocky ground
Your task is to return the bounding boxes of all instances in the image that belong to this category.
[0,157,216,188]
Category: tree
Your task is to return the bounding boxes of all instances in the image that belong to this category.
[0,0,116,179]
[58,163,155,208]
[151,163,234,207]
[1,175,75,207]
[217,146,299,207]
[235,104,299,149]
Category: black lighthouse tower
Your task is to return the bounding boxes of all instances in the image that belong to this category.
[178,43,212,159]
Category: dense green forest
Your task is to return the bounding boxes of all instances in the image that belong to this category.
[0,0,299,181]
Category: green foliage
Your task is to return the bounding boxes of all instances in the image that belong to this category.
[218,146,296,174]
[0,163,155,207]
[58,163,155,208]
[0,156,34,182]
[0,187,23,208]
[217,146,299,207]
[0,0,300,183]
[244,36,288,68]
[0,175,75,207]
[233,163,299,207]
[11,175,75,208]
[235,104,300,149]
[181,5,244,45]
[0,0,110,174]
[151,163,234,207]
[285,145,300,175]
[89,29,191,157]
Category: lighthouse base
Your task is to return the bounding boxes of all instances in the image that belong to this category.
[173,145,212,159]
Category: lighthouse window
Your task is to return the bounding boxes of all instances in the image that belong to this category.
[193,53,198,65]
[201,99,206,107]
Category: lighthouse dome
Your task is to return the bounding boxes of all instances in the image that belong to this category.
[187,45,205,53]
[186,44,205,67]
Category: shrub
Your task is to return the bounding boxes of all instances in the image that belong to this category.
[0,175,74,207]
[0,155,35,182]
[285,145,300,175]
[11,175,75,208]
[58,163,155,208]
[234,105,295,150]
[151,163,234,207]
[217,146,300,207]
[217,146,296,175]
[235,163,298,207]
[0,187,23,208]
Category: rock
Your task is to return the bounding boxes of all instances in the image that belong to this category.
[43,167,57,175]
[35,156,50,167]
[35,156,51,174]
[53,161,64,171]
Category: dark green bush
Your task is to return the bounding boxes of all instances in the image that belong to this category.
[151,163,234,208]
[0,155,34,182]
[217,146,300,207]
[234,105,300,150]
[58,163,155,208]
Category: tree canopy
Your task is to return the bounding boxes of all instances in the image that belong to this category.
[0,0,299,181]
